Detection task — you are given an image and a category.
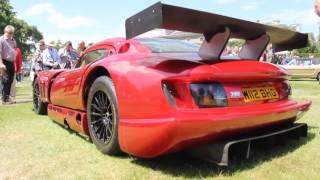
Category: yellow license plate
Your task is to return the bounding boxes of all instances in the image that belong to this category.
[242,86,279,102]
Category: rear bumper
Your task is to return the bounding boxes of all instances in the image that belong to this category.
[119,100,311,158]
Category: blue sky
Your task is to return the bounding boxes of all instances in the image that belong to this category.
[10,0,319,44]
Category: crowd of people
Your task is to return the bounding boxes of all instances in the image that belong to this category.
[28,38,87,82]
[30,39,87,79]
[222,44,302,65]
[0,24,87,105]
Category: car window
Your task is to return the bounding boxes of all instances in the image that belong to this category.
[84,49,107,64]
[77,48,110,68]
[312,59,320,65]
[303,60,312,66]
[286,59,319,66]
[137,38,200,53]
[287,59,297,66]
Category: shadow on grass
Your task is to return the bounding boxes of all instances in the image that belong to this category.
[290,79,318,82]
[15,100,32,104]
[16,93,32,96]
[308,125,319,130]
[0,100,32,106]
[130,132,315,178]
[51,120,92,143]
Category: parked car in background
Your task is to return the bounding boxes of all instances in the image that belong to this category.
[281,58,320,81]
[22,62,31,77]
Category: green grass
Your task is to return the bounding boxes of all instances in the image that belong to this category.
[0,79,319,179]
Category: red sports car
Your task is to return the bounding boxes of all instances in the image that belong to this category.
[33,2,311,165]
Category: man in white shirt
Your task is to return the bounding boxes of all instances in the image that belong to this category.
[42,41,60,70]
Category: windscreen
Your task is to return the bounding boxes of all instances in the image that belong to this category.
[137,38,200,53]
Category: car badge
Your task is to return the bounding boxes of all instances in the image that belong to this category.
[230,91,241,98]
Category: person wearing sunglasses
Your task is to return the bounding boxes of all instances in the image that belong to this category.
[0,25,17,105]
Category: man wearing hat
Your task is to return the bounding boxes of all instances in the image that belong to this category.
[59,41,79,69]
[42,41,60,70]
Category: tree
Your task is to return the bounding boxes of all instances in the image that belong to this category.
[0,0,43,59]
[293,33,320,57]
[228,39,245,48]
[54,40,63,50]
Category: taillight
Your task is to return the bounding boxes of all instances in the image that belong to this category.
[280,81,292,98]
[190,82,228,108]
[285,81,292,96]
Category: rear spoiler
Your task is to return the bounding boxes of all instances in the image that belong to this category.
[125,2,308,59]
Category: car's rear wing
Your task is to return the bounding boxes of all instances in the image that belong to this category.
[125,2,308,60]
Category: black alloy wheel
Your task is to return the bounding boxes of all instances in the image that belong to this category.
[87,76,121,155]
[90,90,114,144]
[33,79,47,115]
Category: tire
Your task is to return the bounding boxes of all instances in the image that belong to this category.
[317,73,320,81]
[32,79,47,115]
[87,76,121,155]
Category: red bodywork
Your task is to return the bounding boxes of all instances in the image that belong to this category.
[36,38,311,158]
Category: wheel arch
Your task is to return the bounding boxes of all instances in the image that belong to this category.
[34,71,64,103]
[81,66,112,108]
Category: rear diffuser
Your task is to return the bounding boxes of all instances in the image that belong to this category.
[188,123,308,166]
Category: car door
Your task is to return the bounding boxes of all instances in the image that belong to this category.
[283,59,299,78]
[50,67,86,110]
[50,47,112,110]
